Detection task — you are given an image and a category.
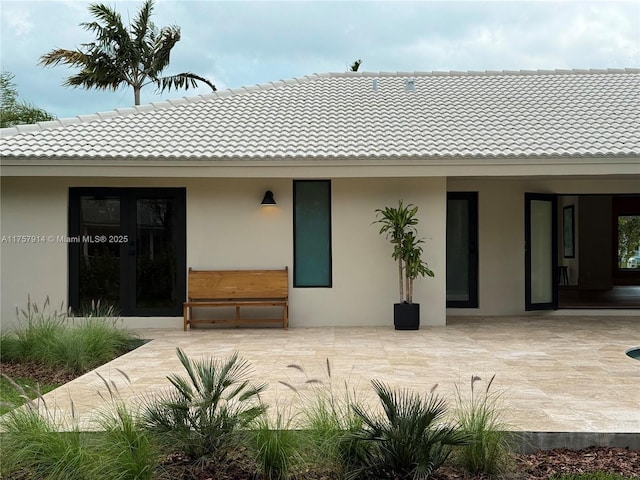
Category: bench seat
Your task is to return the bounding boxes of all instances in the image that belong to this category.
[183,267,289,330]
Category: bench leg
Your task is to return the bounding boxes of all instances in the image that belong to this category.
[284,304,289,329]
[183,305,189,331]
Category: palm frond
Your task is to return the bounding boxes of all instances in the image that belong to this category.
[346,380,468,479]
[141,348,266,461]
[157,72,216,93]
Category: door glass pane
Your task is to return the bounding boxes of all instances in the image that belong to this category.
[447,199,469,302]
[618,216,640,269]
[530,200,553,303]
[79,196,121,310]
[136,198,177,308]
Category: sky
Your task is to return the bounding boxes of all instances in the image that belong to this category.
[1,0,639,119]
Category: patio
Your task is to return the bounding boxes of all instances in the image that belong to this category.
[38,316,639,441]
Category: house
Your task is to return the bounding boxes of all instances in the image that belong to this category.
[1,69,639,329]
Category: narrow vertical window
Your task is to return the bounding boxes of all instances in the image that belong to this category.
[293,180,332,287]
[446,192,478,307]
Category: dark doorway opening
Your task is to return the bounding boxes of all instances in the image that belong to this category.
[557,194,640,309]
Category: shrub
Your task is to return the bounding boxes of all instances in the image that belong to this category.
[453,374,514,475]
[344,380,468,480]
[1,297,139,374]
[141,348,267,461]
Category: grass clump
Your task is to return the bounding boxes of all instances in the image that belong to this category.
[252,405,302,480]
[141,347,267,462]
[1,296,139,375]
[1,370,157,480]
[344,380,468,480]
[280,359,364,477]
[0,407,89,479]
[453,374,514,475]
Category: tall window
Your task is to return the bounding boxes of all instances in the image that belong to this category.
[446,192,478,307]
[293,180,332,287]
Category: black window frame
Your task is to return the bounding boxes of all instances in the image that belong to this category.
[293,180,333,288]
[446,191,479,308]
[68,187,186,316]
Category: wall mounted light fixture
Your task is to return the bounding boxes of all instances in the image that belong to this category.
[261,190,276,206]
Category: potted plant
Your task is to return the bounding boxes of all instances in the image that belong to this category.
[374,201,434,330]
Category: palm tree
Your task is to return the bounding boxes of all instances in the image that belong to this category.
[1,71,55,127]
[39,0,215,106]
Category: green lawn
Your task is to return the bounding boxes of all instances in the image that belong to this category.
[0,375,58,415]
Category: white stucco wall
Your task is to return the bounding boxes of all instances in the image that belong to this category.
[3,174,637,329]
[0,177,69,329]
[446,176,640,316]
[1,176,447,330]
[186,177,447,327]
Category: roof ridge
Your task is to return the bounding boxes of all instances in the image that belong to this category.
[327,68,640,77]
[1,68,637,138]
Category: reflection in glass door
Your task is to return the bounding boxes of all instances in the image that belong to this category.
[446,192,478,308]
[77,195,122,308]
[135,198,178,309]
[525,193,558,310]
[69,188,186,316]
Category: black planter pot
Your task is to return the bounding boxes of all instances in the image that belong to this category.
[394,303,420,330]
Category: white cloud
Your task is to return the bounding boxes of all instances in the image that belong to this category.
[2,7,34,36]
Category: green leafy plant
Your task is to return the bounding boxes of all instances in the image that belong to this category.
[141,348,267,461]
[453,374,514,475]
[374,201,434,303]
[345,380,468,480]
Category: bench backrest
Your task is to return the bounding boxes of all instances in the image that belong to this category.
[187,268,288,301]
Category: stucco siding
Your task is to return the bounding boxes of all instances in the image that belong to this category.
[1,177,69,329]
[1,176,448,330]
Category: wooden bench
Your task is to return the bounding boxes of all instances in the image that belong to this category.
[183,267,288,331]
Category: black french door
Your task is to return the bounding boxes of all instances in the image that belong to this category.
[69,188,186,316]
[525,193,558,310]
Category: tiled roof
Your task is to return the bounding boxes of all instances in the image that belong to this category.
[1,69,639,160]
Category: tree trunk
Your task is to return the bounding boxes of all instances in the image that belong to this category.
[398,261,404,303]
[134,86,141,106]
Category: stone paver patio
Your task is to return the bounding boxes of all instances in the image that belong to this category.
[38,316,639,434]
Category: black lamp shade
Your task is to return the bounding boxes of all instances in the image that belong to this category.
[261,190,276,205]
